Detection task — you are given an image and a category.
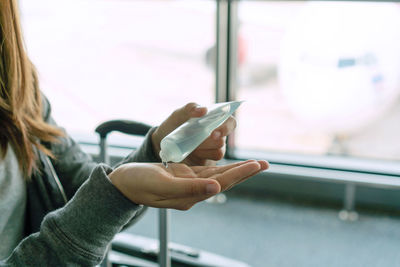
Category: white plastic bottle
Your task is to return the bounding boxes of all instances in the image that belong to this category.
[159,101,243,166]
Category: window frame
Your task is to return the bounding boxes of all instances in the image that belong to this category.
[217,0,400,177]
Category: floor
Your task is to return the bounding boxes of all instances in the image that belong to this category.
[125,193,400,267]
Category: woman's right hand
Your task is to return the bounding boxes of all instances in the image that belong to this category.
[109,160,268,210]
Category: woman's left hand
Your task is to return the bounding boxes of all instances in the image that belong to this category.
[109,160,268,210]
[152,102,237,166]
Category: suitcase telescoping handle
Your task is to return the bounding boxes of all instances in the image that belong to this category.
[95,120,152,165]
[95,120,152,139]
[95,119,171,267]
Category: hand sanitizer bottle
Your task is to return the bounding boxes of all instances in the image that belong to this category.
[159,101,243,166]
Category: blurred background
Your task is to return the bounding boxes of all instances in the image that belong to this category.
[20,0,400,266]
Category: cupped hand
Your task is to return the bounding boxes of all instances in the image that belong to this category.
[151,102,236,166]
[109,160,268,210]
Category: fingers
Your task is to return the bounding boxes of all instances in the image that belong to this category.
[150,160,264,207]
[190,146,226,161]
[213,160,266,191]
[110,161,268,211]
[159,103,207,136]
[212,116,237,138]
[187,159,266,192]
[171,102,207,126]
[155,176,221,200]
[196,116,236,150]
[258,160,269,170]
[190,160,254,176]
[223,160,269,191]
[186,116,235,164]
[196,136,226,150]
[166,163,197,178]
[152,103,207,156]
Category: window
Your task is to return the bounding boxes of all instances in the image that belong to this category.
[20,0,216,140]
[21,0,400,174]
[227,1,400,174]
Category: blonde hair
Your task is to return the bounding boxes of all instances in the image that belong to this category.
[0,0,63,177]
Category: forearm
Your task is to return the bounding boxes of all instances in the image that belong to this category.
[2,164,140,266]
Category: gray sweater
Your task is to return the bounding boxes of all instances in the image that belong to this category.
[0,145,26,259]
[0,96,159,266]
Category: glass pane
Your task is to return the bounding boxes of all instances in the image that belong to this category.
[234,1,400,162]
[20,0,216,138]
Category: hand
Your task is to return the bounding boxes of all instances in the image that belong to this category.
[109,160,268,210]
[152,102,237,166]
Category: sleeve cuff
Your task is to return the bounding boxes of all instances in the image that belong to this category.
[40,164,141,262]
[121,127,160,164]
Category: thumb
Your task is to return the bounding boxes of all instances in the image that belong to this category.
[153,103,207,146]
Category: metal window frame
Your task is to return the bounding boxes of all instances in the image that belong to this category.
[215,0,400,213]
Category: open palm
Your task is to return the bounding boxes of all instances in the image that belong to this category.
[109,160,268,210]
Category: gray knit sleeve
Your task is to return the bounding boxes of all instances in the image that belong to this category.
[1,164,141,267]
[118,127,161,165]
